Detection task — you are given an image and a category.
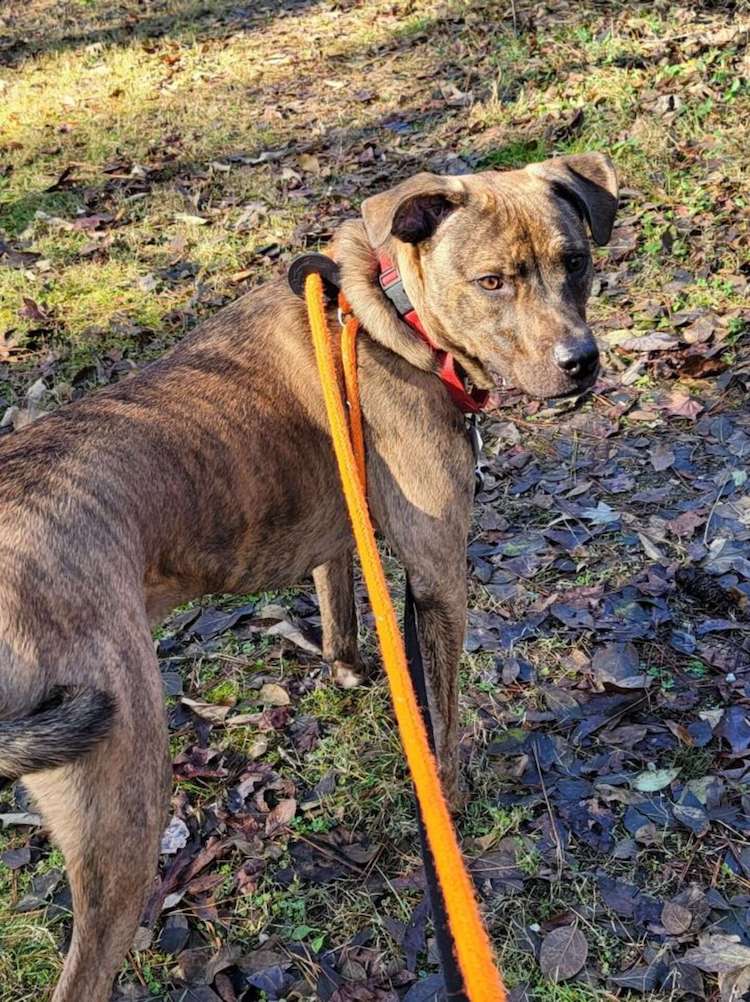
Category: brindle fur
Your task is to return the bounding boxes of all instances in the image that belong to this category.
[0,154,617,1002]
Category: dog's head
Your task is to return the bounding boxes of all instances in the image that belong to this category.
[361,154,618,399]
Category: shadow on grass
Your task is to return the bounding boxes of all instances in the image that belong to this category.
[0,0,321,67]
[1,0,743,69]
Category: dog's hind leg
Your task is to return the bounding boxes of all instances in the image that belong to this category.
[23,655,170,1002]
[313,552,362,688]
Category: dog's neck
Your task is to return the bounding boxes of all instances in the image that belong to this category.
[331,220,489,412]
[331,220,438,374]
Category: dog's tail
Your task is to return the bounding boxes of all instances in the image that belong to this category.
[0,686,116,779]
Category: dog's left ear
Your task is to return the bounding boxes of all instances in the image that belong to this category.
[529,153,619,245]
[361,173,466,248]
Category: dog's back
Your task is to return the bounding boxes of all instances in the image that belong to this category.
[0,280,349,761]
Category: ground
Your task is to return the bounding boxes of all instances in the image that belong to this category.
[1,1,750,1000]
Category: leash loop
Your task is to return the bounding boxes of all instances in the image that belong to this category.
[338,292,366,491]
[305,271,506,1002]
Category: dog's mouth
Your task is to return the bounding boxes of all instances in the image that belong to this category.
[552,362,601,399]
[449,337,601,406]
[482,359,600,406]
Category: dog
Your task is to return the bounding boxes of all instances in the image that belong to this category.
[0,152,618,1001]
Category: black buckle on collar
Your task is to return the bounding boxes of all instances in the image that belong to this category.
[378,268,414,318]
[376,276,412,318]
[288,254,341,303]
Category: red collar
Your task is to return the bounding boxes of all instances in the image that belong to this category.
[377,251,489,414]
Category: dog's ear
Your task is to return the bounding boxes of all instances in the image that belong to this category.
[361,173,466,248]
[529,153,619,245]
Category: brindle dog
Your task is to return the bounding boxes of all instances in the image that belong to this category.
[0,153,617,1001]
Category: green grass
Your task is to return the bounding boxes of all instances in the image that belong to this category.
[0,841,66,1000]
[1,0,749,998]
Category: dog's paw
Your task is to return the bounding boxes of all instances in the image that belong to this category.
[332,661,364,689]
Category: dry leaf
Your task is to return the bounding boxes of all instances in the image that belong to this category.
[181,697,232,724]
[683,935,750,974]
[719,965,750,1002]
[660,391,705,420]
[649,443,675,471]
[298,153,321,173]
[264,620,321,654]
[632,767,680,792]
[638,533,666,561]
[620,332,678,352]
[539,925,588,983]
[662,900,693,935]
[174,212,209,225]
[265,797,296,835]
[259,683,290,706]
[161,816,190,855]
[19,297,50,324]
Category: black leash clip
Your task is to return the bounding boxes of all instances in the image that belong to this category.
[467,414,485,496]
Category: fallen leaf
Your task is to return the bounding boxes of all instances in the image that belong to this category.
[174,212,209,225]
[591,643,646,689]
[0,847,31,869]
[539,925,588,983]
[137,273,158,292]
[660,391,704,419]
[159,914,190,955]
[619,332,678,352]
[650,443,675,471]
[0,812,42,828]
[719,965,750,1002]
[259,683,290,706]
[0,332,27,363]
[715,706,750,756]
[668,511,705,537]
[631,767,680,792]
[182,698,232,724]
[265,797,296,835]
[19,297,50,324]
[580,502,620,525]
[44,164,76,191]
[608,225,638,262]
[246,735,269,759]
[661,900,692,935]
[662,962,705,997]
[638,532,666,561]
[672,803,710,836]
[298,153,321,173]
[161,816,190,855]
[190,602,255,639]
[71,213,114,231]
[610,963,664,991]
[169,988,222,1002]
[683,935,750,974]
[265,619,321,654]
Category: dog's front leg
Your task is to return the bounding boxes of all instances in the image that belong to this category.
[313,552,362,688]
[367,458,472,807]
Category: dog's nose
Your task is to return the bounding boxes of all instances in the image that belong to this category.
[554,338,599,381]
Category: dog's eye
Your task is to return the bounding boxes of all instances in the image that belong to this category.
[564,253,588,274]
[477,275,504,291]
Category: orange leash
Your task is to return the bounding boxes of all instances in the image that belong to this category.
[305,273,506,1002]
[339,293,367,491]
